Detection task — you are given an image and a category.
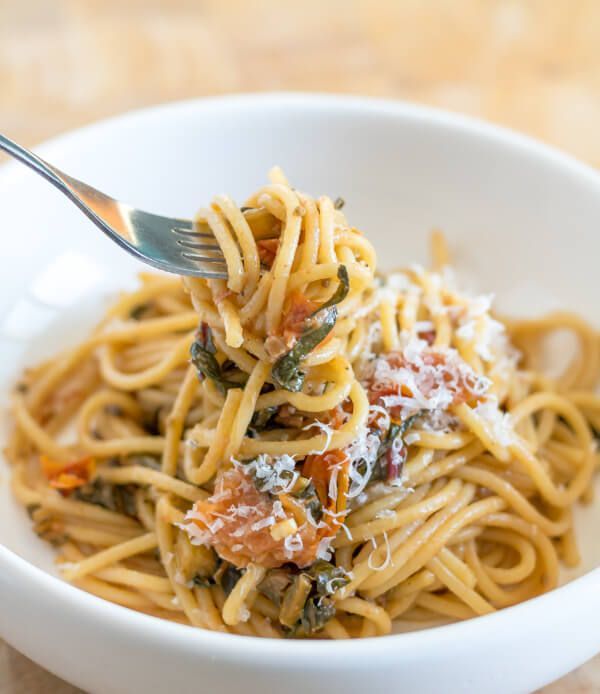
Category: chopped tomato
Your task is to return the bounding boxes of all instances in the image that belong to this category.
[303,449,350,516]
[366,380,414,421]
[257,238,280,269]
[367,406,390,432]
[187,467,324,569]
[365,349,482,416]
[419,330,436,346]
[40,455,95,492]
[281,291,319,342]
[323,406,345,430]
[187,450,353,570]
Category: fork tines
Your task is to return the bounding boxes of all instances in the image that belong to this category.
[171,224,216,239]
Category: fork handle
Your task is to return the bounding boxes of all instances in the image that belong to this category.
[0,133,121,236]
[0,131,136,252]
[0,133,66,189]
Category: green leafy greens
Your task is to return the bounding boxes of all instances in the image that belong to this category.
[307,560,350,596]
[299,597,336,635]
[373,413,421,482]
[271,307,337,392]
[220,565,243,596]
[247,406,279,436]
[129,302,153,320]
[316,265,350,313]
[73,479,138,517]
[259,560,350,637]
[271,265,349,392]
[292,478,323,524]
[285,561,350,637]
[190,323,244,394]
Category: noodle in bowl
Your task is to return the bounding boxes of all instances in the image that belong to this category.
[0,94,599,693]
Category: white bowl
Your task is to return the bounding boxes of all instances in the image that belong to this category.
[1,94,599,694]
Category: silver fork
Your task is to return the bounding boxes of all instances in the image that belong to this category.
[0,133,228,279]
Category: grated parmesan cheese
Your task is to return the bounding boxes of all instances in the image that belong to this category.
[344,423,381,498]
[474,397,515,446]
[207,518,224,534]
[240,454,299,494]
[251,516,276,532]
[272,500,286,519]
[316,537,334,561]
[414,320,435,333]
[304,419,334,455]
[367,531,393,572]
[283,532,304,556]
[361,333,490,421]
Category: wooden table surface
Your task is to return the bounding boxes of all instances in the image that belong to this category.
[1,1,599,692]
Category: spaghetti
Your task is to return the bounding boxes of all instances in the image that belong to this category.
[7,168,600,638]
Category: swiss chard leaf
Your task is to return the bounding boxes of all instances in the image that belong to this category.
[248,406,279,435]
[286,596,337,637]
[220,565,243,596]
[271,266,348,393]
[190,323,243,394]
[258,561,347,636]
[243,456,296,494]
[373,413,421,482]
[377,421,402,460]
[307,560,350,597]
[129,302,152,320]
[258,569,293,607]
[313,265,349,315]
[292,479,323,523]
[73,479,138,517]
[301,596,336,634]
[280,563,344,637]
[192,574,213,588]
[272,307,337,392]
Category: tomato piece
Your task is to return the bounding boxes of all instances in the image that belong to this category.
[281,291,320,342]
[40,455,95,492]
[187,467,325,569]
[303,449,349,514]
[257,238,280,269]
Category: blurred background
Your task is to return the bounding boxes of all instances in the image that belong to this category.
[2,0,600,166]
[1,0,600,692]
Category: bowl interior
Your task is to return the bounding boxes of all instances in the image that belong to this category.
[1,94,599,585]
